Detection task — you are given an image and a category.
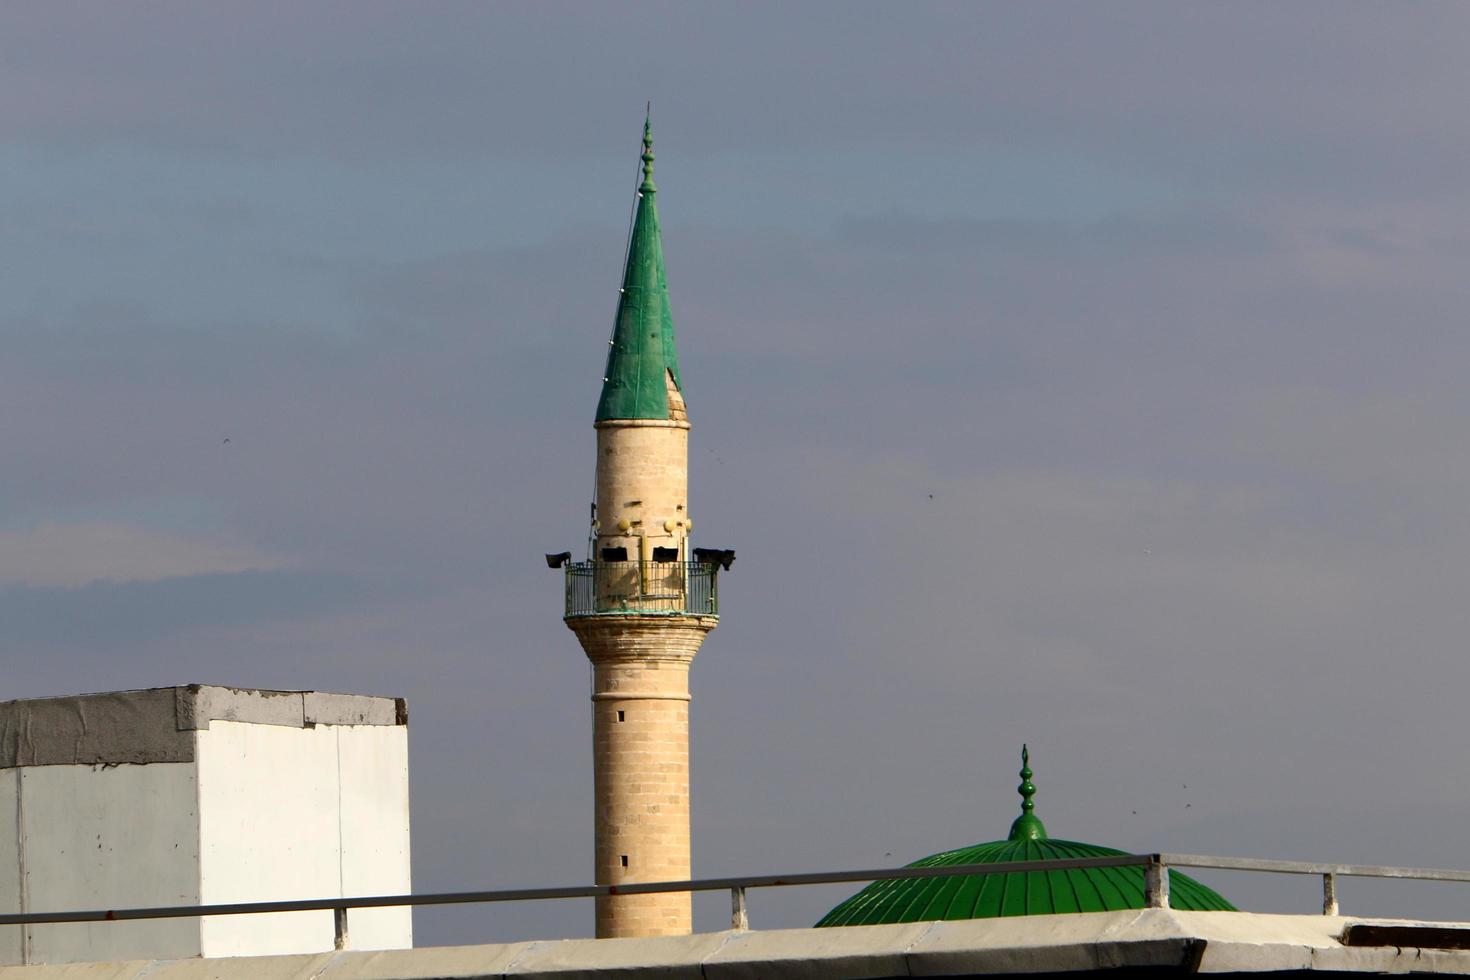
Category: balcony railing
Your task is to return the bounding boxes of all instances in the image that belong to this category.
[564,561,719,618]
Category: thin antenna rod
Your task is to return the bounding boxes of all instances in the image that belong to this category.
[608,111,646,347]
[592,113,650,553]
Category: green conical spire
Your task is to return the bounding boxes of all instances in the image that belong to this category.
[1007,744,1048,841]
[595,113,684,423]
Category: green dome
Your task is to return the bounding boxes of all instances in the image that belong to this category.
[816,748,1235,927]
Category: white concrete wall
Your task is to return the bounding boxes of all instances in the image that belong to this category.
[336,725,412,950]
[10,764,201,965]
[195,721,411,958]
[0,771,19,965]
[0,706,410,966]
[196,722,340,957]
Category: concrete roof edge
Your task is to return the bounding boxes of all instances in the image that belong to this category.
[7,912,1470,977]
[0,686,406,768]
[179,686,405,730]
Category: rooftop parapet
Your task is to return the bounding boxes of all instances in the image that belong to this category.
[0,686,405,768]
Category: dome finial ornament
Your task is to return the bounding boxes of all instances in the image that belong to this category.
[1008,743,1048,841]
[1019,744,1035,813]
[640,103,656,193]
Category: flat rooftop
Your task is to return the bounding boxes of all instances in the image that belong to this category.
[0,685,406,767]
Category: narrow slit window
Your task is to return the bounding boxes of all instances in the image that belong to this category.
[617,710,625,722]
[620,855,629,868]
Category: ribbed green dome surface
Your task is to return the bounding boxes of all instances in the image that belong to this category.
[815,837,1234,926]
[816,747,1235,927]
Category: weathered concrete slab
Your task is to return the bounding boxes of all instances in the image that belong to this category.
[144,951,335,979]
[0,687,406,769]
[0,962,152,979]
[320,942,542,979]
[1309,945,1470,975]
[0,689,189,767]
[178,687,305,731]
[901,910,1191,975]
[505,931,729,980]
[1175,909,1328,973]
[303,693,401,728]
[1170,908,1342,946]
[704,921,932,979]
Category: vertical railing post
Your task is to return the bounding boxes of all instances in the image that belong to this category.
[1323,873,1339,915]
[730,887,749,931]
[1144,855,1170,909]
[333,906,349,950]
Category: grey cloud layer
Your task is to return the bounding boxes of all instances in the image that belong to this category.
[4,0,1470,944]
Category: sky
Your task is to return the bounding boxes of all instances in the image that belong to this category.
[5,0,1470,944]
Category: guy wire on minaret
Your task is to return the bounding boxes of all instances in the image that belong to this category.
[607,104,652,356]
[589,105,658,559]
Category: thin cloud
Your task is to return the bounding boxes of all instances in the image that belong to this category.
[0,522,285,588]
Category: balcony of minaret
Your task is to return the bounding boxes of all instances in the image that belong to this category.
[564,560,719,618]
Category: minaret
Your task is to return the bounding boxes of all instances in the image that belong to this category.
[562,117,721,939]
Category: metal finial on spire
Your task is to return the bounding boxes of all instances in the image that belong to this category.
[1019,744,1035,814]
[640,104,656,193]
[1007,743,1048,841]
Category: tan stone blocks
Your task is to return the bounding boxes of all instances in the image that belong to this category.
[573,407,715,940]
[594,891,691,938]
[594,420,691,558]
[568,614,714,939]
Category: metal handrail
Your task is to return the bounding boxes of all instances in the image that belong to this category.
[3,851,1465,946]
[564,560,718,618]
[1162,852,1470,882]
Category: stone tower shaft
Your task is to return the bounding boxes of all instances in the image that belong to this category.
[595,417,689,565]
[564,118,718,939]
